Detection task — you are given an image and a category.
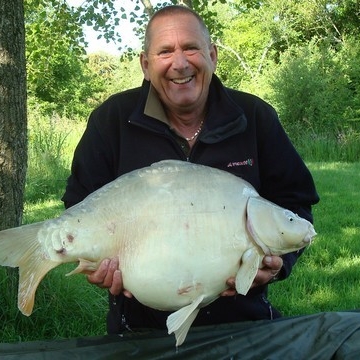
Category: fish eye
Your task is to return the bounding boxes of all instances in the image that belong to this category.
[284,210,295,222]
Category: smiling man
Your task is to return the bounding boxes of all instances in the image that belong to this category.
[140,8,217,138]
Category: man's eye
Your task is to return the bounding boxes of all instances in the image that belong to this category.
[158,50,172,57]
[184,48,199,55]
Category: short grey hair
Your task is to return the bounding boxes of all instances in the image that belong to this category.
[143,5,212,54]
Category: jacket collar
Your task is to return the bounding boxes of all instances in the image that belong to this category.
[144,84,168,124]
[129,74,247,143]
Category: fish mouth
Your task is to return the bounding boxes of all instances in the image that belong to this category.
[171,76,194,85]
[304,227,317,244]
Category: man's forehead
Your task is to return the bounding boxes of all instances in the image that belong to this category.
[147,15,205,47]
[149,14,202,36]
[150,12,198,26]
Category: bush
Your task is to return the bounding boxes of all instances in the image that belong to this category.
[267,41,351,134]
[255,37,360,163]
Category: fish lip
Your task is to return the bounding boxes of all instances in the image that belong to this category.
[305,229,317,244]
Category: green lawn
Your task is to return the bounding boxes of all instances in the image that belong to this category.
[269,162,360,315]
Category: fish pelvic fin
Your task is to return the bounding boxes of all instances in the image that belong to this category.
[66,258,100,276]
[235,247,262,295]
[166,294,204,346]
[0,223,60,316]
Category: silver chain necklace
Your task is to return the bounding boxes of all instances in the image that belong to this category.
[185,120,204,141]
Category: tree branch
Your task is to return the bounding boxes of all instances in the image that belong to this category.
[215,40,254,78]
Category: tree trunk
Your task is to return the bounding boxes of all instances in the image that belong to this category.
[0,0,27,231]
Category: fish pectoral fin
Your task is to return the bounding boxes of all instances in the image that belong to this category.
[166,294,204,346]
[235,248,262,295]
[66,258,99,276]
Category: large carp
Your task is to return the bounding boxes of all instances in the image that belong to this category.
[0,160,316,346]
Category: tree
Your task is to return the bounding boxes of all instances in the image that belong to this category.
[215,0,360,87]
[0,0,27,231]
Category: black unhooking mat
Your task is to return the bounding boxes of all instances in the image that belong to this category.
[1,313,360,360]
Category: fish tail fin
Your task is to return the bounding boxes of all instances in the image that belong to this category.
[166,294,204,346]
[0,223,59,316]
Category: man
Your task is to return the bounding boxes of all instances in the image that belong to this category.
[62,5,360,358]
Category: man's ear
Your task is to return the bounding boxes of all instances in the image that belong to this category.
[140,52,150,81]
[210,43,218,71]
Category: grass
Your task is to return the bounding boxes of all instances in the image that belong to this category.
[269,162,360,315]
[0,266,108,342]
[291,130,360,163]
[0,116,360,343]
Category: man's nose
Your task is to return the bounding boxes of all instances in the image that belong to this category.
[172,50,188,69]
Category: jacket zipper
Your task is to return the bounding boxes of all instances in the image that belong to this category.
[261,295,274,320]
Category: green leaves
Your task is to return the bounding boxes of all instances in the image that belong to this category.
[23,0,360,132]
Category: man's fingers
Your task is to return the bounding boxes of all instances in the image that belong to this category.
[87,257,119,287]
[252,255,284,287]
[109,269,123,295]
[226,277,236,288]
[102,257,119,287]
[220,288,237,296]
[87,258,110,284]
[220,277,236,297]
[86,257,131,297]
[263,255,283,271]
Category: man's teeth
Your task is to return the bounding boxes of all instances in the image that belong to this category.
[172,76,193,84]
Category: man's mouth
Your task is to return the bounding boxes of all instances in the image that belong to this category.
[171,76,194,84]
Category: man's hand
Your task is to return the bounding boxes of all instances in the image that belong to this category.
[86,257,132,298]
[220,255,283,297]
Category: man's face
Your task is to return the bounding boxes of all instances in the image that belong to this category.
[140,13,217,114]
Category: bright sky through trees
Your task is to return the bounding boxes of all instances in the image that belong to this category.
[67,0,142,54]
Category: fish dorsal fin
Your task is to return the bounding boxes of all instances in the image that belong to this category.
[235,248,262,295]
[166,294,204,346]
